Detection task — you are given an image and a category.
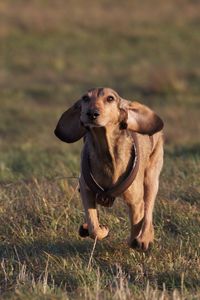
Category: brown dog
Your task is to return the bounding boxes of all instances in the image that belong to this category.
[55,88,164,251]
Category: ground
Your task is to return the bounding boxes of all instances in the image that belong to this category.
[0,0,200,299]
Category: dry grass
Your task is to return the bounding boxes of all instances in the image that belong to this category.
[0,0,200,299]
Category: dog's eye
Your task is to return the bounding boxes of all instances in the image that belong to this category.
[107,95,114,102]
[82,95,90,102]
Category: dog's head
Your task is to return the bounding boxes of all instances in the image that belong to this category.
[54,87,164,143]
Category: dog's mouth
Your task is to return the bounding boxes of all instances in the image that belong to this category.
[84,122,102,128]
[81,119,103,128]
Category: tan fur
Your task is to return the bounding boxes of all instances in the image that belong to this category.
[55,88,164,251]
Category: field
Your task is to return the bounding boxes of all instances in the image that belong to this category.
[0,0,200,299]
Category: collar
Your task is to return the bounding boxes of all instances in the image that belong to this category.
[81,131,140,207]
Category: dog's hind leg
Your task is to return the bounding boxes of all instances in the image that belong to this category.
[79,176,109,240]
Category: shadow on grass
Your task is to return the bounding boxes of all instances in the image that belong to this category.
[0,239,199,294]
[0,239,94,260]
[0,239,129,292]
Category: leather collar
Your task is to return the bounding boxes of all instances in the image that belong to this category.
[81,131,139,207]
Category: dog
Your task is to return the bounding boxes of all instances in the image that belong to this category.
[54,88,164,251]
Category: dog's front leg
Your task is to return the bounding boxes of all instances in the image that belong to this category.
[79,177,109,240]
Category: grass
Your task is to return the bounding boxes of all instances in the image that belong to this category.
[0,0,200,299]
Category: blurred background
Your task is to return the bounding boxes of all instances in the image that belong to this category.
[0,2,200,298]
[0,0,200,182]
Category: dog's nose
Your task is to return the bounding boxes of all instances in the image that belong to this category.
[86,109,100,120]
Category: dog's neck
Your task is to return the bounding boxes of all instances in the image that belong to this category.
[86,125,133,187]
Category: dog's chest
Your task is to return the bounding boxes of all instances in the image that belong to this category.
[89,152,115,188]
[88,140,133,189]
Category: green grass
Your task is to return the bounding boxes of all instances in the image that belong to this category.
[0,0,200,299]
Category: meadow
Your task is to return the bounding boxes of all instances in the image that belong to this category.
[0,0,200,298]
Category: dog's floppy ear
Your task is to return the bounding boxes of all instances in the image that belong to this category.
[120,99,164,135]
[54,100,86,143]
[119,108,128,130]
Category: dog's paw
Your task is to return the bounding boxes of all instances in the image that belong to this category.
[79,223,89,238]
[79,224,109,240]
[129,222,154,252]
[129,225,154,252]
[92,225,109,240]
[129,238,153,252]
